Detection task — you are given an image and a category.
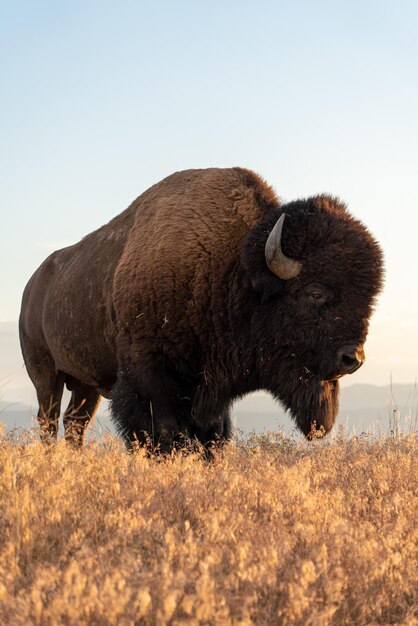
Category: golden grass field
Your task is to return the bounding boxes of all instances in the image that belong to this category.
[0,426,417,626]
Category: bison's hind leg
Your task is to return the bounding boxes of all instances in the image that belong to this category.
[19,329,65,442]
[35,372,65,443]
[63,377,101,447]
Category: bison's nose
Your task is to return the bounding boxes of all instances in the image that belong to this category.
[336,344,365,375]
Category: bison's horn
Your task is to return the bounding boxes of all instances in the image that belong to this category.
[265,214,302,280]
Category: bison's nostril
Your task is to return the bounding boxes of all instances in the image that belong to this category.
[341,353,359,368]
[336,344,364,375]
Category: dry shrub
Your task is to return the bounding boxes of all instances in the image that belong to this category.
[0,426,416,625]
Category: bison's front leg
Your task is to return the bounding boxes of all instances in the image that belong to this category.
[192,409,233,447]
[110,378,186,452]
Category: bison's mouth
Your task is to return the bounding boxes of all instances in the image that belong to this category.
[322,372,346,382]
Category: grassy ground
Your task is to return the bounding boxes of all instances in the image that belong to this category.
[0,426,416,625]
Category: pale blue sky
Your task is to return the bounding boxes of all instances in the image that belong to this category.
[1,1,418,387]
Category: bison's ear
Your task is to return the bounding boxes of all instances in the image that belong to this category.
[247,273,284,301]
[241,220,285,301]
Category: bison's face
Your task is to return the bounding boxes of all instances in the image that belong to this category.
[281,279,370,383]
[243,195,384,437]
[268,277,373,437]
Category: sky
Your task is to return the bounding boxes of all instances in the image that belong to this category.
[1,0,418,396]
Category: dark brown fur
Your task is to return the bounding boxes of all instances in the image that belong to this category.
[19,168,383,448]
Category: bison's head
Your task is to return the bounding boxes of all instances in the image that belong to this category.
[243,195,384,437]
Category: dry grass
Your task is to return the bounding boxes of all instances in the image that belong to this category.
[0,426,417,626]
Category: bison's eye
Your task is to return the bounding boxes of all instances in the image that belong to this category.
[310,292,323,301]
[304,284,330,305]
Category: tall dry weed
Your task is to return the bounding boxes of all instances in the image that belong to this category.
[0,426,416,625]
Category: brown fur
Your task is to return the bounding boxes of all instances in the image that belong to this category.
[19,168,383,448]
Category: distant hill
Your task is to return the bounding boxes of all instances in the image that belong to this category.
[1,382,417,439]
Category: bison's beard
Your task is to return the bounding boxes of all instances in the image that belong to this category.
[274,378,340,437]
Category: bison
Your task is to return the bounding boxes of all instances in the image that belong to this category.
[19,168,383,449]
